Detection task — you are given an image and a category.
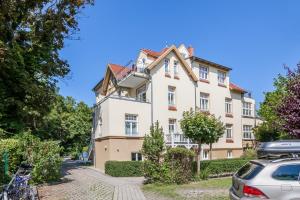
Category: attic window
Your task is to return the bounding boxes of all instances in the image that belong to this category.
[181,53,187,58]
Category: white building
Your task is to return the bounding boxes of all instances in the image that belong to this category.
[92,44,259,170]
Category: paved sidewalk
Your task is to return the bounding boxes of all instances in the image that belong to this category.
[38,160,146,200]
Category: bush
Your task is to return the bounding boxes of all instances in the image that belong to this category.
[164,147,195,184]
[0,139,23,184]
[198,158,250,176]
[241,149,257,160]
[105,161,143,177]
[0,133,62,184]
[31,141,62,183]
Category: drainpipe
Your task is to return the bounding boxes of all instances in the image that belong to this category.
[145,68,153,124]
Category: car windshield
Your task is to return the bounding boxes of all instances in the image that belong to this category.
[236,162,264,180]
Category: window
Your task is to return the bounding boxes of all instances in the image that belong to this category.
[168,86,176,106]
[202,150,209,160]
[181,53,187,58]
[200,93,209,111]
[243,125,253,139]
[225,98,232,114]
[137,85,146,102]
[242,102,252,116]
[169,119,176,134]
[174,61,178,75]
[131,152,142,161]
[272,164,300,181]
[164,59,170,73]
[226,124,233,139]
[138,58,146,72]
[227,150,233,158]
[199,66,208,80]
[218,71,226,84]
[237,162,264,180]
[125,114,138,135]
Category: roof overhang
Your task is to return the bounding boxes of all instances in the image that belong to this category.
[191,56,232,71]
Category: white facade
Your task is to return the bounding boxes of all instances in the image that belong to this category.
[93,44,259,160]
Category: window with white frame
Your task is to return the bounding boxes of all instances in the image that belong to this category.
[218,70,226,84]
[168,119,176,134]
[227,150,233,158]
[225,124,233,139]
[168,86,176,106]
[174,61,178,75]
[242,102,252,116]
[164,58,170,73]
[243,125,253,139]
[199,66,208,80]
[225,98,232,114]
[181,53,187,58]
[202,150,209,160]
[131,152,142,161]
[137,85,146,102]
[125,114,138,135]
[200,93,209,111]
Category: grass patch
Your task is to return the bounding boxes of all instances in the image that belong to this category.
[142,177,232,200]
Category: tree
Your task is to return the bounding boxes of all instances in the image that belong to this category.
[38,95,92,154]
[256,72,289,141]
[180,110,225,173]
[205,118,225,160]
[0,0,93,134]
[277,64,300,138]
[141,121,166,183]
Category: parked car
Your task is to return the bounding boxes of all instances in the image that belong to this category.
[230,140,300,200]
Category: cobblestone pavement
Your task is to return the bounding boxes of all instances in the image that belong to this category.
[38,160,145,200]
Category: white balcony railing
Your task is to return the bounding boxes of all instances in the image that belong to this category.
[165,133,197,148]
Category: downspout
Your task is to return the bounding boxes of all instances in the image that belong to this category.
[145,68,153,124]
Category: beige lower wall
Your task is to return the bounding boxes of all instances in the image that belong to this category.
[207,148,243,160]
[95,137,244,170]
[95,137,144,170]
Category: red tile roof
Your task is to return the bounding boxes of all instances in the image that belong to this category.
[229,82,246,93]
[141,47,169,58]
[109,63,132,80]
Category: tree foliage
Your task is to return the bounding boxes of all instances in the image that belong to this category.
[39,95,92,154]
[180,110,225,173]
[277,64,300,138]
[255,72,289,141]
[0,0,93,133]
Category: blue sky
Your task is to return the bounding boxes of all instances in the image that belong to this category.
[58,0,300,107]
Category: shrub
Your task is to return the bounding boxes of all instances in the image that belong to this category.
[31,141,62,183]
[105,161,143,177]
[164,147,195,184]
[141,122,166,183]
[199,158,250,176]
[0,139,23,184]
[241,149,257,160]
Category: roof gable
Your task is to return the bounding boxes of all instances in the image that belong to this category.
[146,45,198,82]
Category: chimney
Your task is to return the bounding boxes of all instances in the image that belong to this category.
[187,45,194,56]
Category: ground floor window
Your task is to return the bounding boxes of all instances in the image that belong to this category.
[131,152,142,161]
[227,150,233,158]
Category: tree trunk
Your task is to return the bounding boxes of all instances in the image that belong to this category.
[209,143,212,160]
[197,142,202,173]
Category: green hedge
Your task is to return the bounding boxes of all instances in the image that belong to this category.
[105,161,143,177]
[193,158,250,176]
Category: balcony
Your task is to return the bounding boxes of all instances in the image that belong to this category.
[165,133,197,148]
[117,66,149,88]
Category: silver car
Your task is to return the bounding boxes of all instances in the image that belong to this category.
[230,158,300,200]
